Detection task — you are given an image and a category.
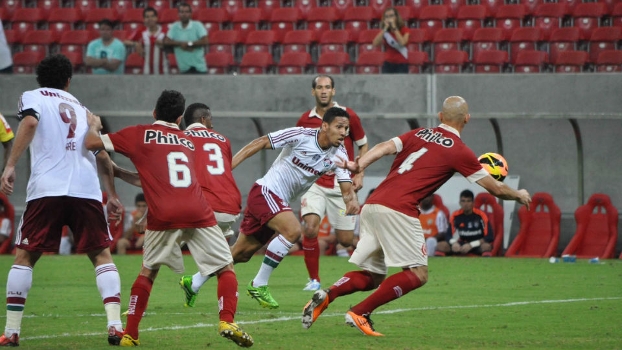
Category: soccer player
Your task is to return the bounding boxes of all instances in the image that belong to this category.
[232,106,360,309]
[0,113,14,169]
[0,54,125,346]
[125,7,169,75]
[85,90,253,347]
[296,75,368,291]
[302,96,532,336]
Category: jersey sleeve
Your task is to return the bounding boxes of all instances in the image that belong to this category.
[334,146,352,183]
[455,147,488,183]
[196,21,207,37]
[101,126,139,157]
[267,127,304,149]
[347,109,367,146]
[17,91,41,121]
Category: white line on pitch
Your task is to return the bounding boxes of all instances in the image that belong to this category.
[20,296,622,340]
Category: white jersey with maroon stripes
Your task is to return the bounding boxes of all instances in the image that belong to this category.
[257,127,351,204]
[17,88,102,202]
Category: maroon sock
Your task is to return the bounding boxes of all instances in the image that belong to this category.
[303,236,320,281]
[217,270,238,323]
[351,270,422,315]
[327,271,375,302]
[125,275,153,339]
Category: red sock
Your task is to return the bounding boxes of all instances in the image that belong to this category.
[303,236,320,281]
[217,270,238,323]
[125,275,153,339]
[351,270,422,315]
[327,271,375,302]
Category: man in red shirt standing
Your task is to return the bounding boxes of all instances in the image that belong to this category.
[302,96,532,336]
[125,7,169,75]
[85,90,252,347]
[296,75,368,291]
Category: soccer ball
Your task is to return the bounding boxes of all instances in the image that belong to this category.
[478,152,508,182]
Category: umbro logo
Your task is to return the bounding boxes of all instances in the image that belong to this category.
[21,238,29,245]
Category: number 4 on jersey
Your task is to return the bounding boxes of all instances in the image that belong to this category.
[398,148,428,174]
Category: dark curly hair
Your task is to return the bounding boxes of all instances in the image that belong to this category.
[36,54,72,90]
[155,90,186,123]
[323,106,349,125]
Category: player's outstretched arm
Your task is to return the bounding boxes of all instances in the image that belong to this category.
[342,139,397,174]
[339,182,360,215]
[0,115,38,195]
[232,135,271,169]
[476,175,532,210]
[112,161,142,187]
[84,112,105,152]
[96,151,124,225]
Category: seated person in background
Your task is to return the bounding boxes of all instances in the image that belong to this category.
[418,194,449,256]
[0,113,15,169]
[437,190,493,256]
[0,197,12,246]
[116,193,147,254]
[85,19,126,75]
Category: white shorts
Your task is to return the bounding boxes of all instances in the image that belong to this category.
[349,204,427,275]
[214,212,240,238]
[142,226,233,276]
[301,183,356,231]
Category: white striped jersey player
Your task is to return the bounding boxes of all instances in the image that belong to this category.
[256,127,352,204]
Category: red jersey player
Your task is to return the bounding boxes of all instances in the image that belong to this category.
[302,96,532,336]
[85,90,253,347]
[296,75,368,291]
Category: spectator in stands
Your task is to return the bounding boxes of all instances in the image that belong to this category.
[0,113,14,169]
[437,190,494,256]
[372,7,410,74]
[126,7,169,75]
[0,196,12,246]
[116,193,147,255]
[419,194,450,257]
[164,2,208,74]
[85,19,127,75]
[0,20,12,74]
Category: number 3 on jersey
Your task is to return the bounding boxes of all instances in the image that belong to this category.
[398,148,428,174]
[203,143,225,175]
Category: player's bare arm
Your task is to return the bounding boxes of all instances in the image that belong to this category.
[2,139,13,170]
[339,182,360,215]
[231,135,271,169]
[112,162,142,187]
[84,112,105,152]
[96,151,124,225]
[340,139,397,174]
[0,115,38,195]
[351,142,369,191]
[476,175,532,210]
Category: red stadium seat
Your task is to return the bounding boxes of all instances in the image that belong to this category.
[48,8,84,35]
[10,8,48,33]
[434,50,468,73]
[292,0,317,19]
[343,6,373,41]
[187,0,209,9]
[456,5,489,40]
[471,28,504,60]
[195,8,230,33]
[558,0,581,14]
[221,0,243,17]
[208,30,242,55]
[474,193,504,255]
[84,9,120,31]
[509,27,544,63]
[588,27,621,63]
[59,30,94,58]
[121,9,144,31]
[419,5,451,39]
[270,8,303,42]
[614,3,622,29]
[37,0,61,17]
[277,51,312,74]
[244,30,276,53]
[110,0,134,16]
[355,51,384,74]
[75,0,97,15]
[408,50,429,73]
[281,30,316,54]
[0,193,14,254]
[239,51,273,74]
[394,6,414,24]
[473,49,508,73]
[595,50,622,72]
[533,3,568,40]
[548,27,580,65]
[257,0,281,17]
[205,52,234,74]
[146,0,171,13]
[480,0,504,16]
[3,30,22,48]
[125,52,144,74]
[494,4,526,40]
[561,194,618,259]
[0,8,8,22]
[13,51,46,74]
[0,0,22,17]
[519,0,543,15]
[505,193,560,258]
[158,9,179,25]
[432,28,464,58]
[318,30,351,55]
[22,30,58,55]
[332,0,354,18]
[596,0,616,13]
[403,0,428,18]
[553,50,588,73]
[370,0,392,18]
[113,30,129,41]
[316,51,351,74]
[64,51,84,71]
[167,53,178,74]
[356,29,382,55]
[572,2,607,41]
[440,0,467,18]
[232,8,266,40]
[407,28,430,52]
[514,50,548,73]
[307,7,340,37]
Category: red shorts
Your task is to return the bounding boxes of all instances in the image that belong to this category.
[17,196,111,253]
[239,183,292,245]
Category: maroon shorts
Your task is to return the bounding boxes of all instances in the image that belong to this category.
[239,183,292,245]
[17,196,111,253]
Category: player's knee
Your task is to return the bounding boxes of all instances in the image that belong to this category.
[336,230,354,247]
[409,266,428,285]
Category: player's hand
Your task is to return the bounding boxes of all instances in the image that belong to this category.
[337,155,362,174]
[460,243,472,254]
[87,111,102,131]
[345,198,360,216]
[106,196,124,226]
[517,189,531,210]
[352,172,364,192]
[0,166,15,195]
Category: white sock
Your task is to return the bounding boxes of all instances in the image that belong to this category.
[95,263,121,328]
[253,235,293,287]
[191,272,209,293]
[5,265,33,336]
